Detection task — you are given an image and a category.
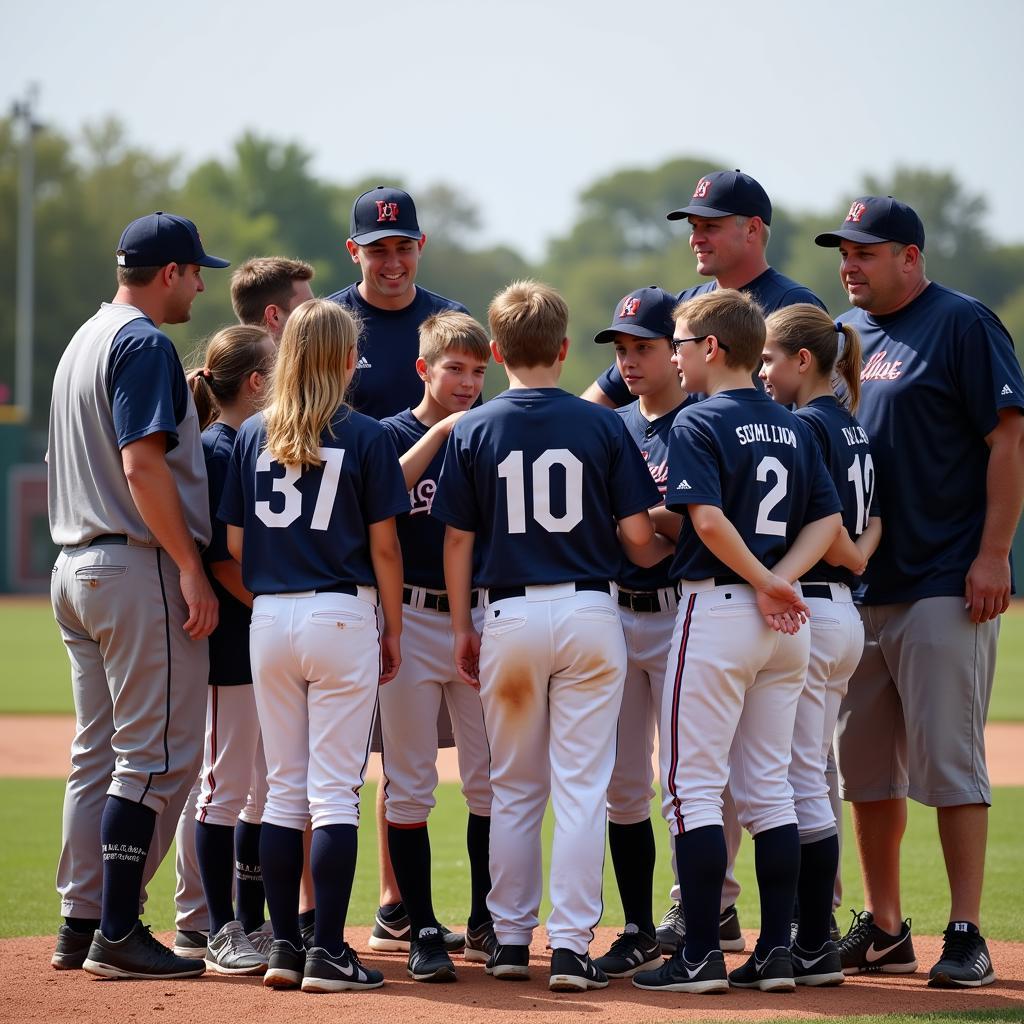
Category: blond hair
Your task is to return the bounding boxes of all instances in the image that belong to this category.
[488,280,568,368]
[765,304,863,413]
[419,311,490,365]
[187,325,274,429]
[673,289,765,371]
[263,299,359,468]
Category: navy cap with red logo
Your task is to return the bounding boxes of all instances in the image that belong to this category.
[350,185,422,245]
[594,285,678,344]
[667,169,773,226]
[815,196,926,250]
[116,212,229,269]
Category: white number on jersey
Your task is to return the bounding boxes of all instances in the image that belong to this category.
[846,452,875,535]
[755,455,789,537]
[255,447,346,531]
[497,449,584,534]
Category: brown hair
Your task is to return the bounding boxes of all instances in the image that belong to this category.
[116,264,166,286]
[188,326,275,430]
[673,289,766,371]
[230,257,315,326]
[263,299,359,468]
[419,311,490,365]
[765,304,863,412]
[487,280,568,368]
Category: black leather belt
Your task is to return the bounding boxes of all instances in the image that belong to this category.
[801,582,834,599]
[88,534,128,546]
[402,587,479,612]
[487,581,611,603]
[618,590,664,613]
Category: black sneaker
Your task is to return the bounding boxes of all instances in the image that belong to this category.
[300,919,316,951]
[594,924,663,978]
[792,940,845,986]
[655,901,685,955]
[82,922,206,980]
[51,925,92,970]
[302,944,384,992]
[368,904,465,952]
[837,909,917,975]
[172,928,208,958]
[485,943,531,980]
[830,912,841,943]
[728,945,795,992]
[632,948,729,994]
[464,920,498,963]
[928,922,995,988]
[408,927,456,982]
[549,948,608,992]
[264,938,306,989]
[718,904,745,953]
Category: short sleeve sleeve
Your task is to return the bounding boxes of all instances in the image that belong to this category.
[597,363,633,408]
[361,431,411,524]
[217,431,248,528]
[107,329,184,450]
[607,418,662,519]
[204,445,232,563]
[665,415,723,513]
[951,313,1024,438]
[431,428,479,532]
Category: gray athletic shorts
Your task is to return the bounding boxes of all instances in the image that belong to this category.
[836,596,997,807]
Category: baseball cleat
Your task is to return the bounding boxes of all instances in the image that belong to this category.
[464,919,498,963]
[301,944,384,992]
[728,945,796,992]
[485,943,531,980]
[549,948,609,991]
[594,924,663,978]
[407,927,456,982]
[172,928,208,958]
[632,947,729,994]
[368,904,465,952]
[927,922,995,988]
[83,922,206,980]
[204,920,267,975]
[837,909,917,975]
[263,938,306,989]
[791,940,845,986]
[51,924,93,970]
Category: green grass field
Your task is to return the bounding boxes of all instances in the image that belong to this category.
[5,597,1024,719]
[3,778,1022,941]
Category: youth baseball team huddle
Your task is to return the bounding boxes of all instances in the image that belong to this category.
[46,171,1024,998]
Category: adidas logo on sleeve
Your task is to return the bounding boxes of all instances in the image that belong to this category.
[676,480,692,490]
[1001,384,1013,396]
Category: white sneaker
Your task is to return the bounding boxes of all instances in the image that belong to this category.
[247,921,274,958]
[205,921,268,975]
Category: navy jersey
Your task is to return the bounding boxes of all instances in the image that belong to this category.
[432,388,661,587]
[794,397,880,588]
[218,407,410,595]
[598,268,826,407]
[202,422,252,686]
[326,283,469,420]
[666,388,841,581]
[616,397,696,591]
[380,409,448,589]
[840,283,1024,604]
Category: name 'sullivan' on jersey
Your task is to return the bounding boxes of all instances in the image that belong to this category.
[735,422,798,447]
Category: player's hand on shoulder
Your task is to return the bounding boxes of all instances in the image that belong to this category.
[965,550,1011,623]
[441,410,469,434]
[179,567,219,640]
[379,631,402,685]
[453,629,481,689]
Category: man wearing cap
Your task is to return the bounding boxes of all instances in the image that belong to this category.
[816,197,1024,988]
[47,212,228,979]
[584,170,824,410]
[326,186,472,956]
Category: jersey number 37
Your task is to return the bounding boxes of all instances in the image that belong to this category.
[255,448,344,530]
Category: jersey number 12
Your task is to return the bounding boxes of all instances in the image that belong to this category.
[497,449,583,534]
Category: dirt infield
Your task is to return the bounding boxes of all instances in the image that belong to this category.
[2,928,1022,1023]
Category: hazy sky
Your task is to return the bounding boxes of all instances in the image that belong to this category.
[4,0,1022,258]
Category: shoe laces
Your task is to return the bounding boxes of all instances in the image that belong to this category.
[415,928,446,953]
[660,903,685,935]
[136,924,172,956]
[940,927,979,966]
[838,909,873,949]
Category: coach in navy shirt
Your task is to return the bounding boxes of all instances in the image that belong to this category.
[817,197,1024,988]
[584,170,824,409]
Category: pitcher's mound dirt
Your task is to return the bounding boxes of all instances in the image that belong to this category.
[2,927,1021,1023]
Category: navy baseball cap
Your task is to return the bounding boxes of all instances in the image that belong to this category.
[350,186,422,245]
[594,286,677,344]
[116,212,229,269]
[667,169,773,226]
[815,196,926,250]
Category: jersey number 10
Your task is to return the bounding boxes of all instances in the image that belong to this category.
[497,449,583,534]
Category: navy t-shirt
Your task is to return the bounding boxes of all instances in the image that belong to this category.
[432,388,661,587]
[202,422,252,686]
[218,407,410,595]
[598,268,826,407]
[616,398,695,592]
[326,283,469,420]
[841,282,1024,604]
[794,397,880,588]
[666,388,841,581]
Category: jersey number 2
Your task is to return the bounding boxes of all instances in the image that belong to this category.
[497,449,583,534]
[255,448,345,530]
[755,456,789,537]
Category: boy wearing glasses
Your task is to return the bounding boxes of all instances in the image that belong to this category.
[633,289,841,994]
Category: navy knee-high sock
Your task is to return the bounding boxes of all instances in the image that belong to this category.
[796,833,839,950]
[311,824,358,956]
[466,813,492,929]
[99,795,156,941]
[195,820,235,935]
[234,820,265,933]
[609,819,656,938]
[387,823,436,936]
[753,823,801,957]
[260,823,304,947]
[675,825,726,962]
